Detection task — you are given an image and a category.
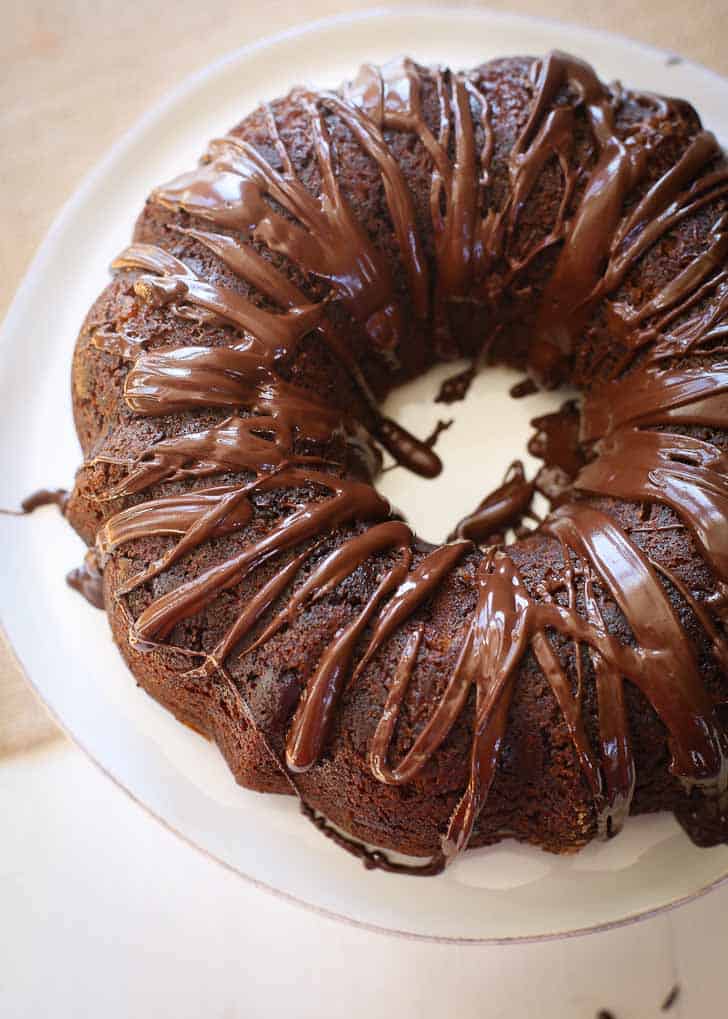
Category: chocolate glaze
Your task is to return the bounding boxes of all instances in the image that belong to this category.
[146,115,440,477]
[58,52,728,868]
[510,378,538,399]
[20,488,69,514]
[435,364,477,404]
[423,417,453,449]
[577,372,728,586]
[528,401,584,480]
[66,550,105,610]
[285,523,412,773]
[450,461,536,542]
[300,802,446,877]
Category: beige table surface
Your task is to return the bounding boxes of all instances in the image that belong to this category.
[2,4,728,1017]
[2,0,727,754]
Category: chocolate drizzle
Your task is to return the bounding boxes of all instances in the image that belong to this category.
[60,51,728,869]
[66,550,105,610]
[19,488,69,514]
[449,461,537,542]
[145,115,440,478]
[4,488,106,610]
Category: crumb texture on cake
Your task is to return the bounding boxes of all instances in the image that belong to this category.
[64,52,728,872]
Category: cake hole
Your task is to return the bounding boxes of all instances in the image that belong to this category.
[377,360,573,545]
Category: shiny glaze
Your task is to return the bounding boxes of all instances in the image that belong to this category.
[450,461,536,542]
[20,488,69,514]
[66,550,105,610]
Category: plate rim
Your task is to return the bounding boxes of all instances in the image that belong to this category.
[3,4,728,944]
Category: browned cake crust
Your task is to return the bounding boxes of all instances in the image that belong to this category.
[61,54,728,870]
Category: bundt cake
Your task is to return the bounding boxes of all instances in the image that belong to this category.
[40,51,728,873]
